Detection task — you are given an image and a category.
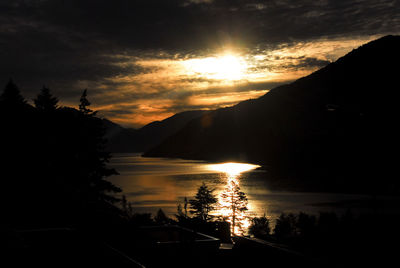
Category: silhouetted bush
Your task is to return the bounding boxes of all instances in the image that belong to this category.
[249,215,271,239]
[267,210,400,267]
[296,212,317,239]
[273,213,297,241]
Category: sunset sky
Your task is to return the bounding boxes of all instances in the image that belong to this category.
[1,0,399,127]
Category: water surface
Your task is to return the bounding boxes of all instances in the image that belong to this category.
[108,153,392,225]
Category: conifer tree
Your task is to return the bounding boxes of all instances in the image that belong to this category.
[154,208,169,225]
[34,86,59,111]
[189,182,218,221]
[79,89,95,115]
[219,178,248,235]
[0,79,27,109]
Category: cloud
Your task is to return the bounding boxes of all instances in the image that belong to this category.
[2,0,399,50]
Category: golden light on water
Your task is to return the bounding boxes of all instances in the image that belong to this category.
[207,162,260,177]
[207,162,260,235]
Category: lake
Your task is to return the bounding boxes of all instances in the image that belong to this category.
[108,153,395,229]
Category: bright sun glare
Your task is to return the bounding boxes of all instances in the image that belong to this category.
[183,53,247,81]
[207,162,260,177]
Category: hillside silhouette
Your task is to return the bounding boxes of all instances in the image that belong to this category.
[104,110,209,152]
[145,35,400,194]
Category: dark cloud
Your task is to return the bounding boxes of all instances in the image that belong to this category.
[2,0,399,51]
[296,57,331,69]
[101,107,139,117]
[172,80,287,100]
[165,80,286,113]
[266,56,331,71]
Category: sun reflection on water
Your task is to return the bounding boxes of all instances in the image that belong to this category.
[207,162,260,177]
[207,162,260,235]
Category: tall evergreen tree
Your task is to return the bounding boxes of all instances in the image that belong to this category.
[0,80,35,227]
[154,208,169,225]
[79,89,95,115]
[34,86,59,111]
[219,178,248,235]
[0,79,27,109]
[189,182,218,221]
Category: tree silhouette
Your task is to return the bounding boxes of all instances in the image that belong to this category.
[79,89,95,115]
[0,80,33,227]
[34,86,59,111]
[296,212,316,238]
[0,80,122,229]
[184,197,188,218]
[189,182,218,222]
[219,178,248,235]
[273,213,297,240]
[177,203,185,220]
[154,208,169,225]
[0,79,26,107]
[121,195,134,219]
[176,197,190,224]
[249,214,271,239]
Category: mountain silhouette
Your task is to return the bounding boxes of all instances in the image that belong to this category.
[103,118,139,152]
[144,35,400,194]
[104,110,209,152]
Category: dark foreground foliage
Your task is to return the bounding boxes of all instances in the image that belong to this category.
[249,211,400,268]
[0,80,121,230]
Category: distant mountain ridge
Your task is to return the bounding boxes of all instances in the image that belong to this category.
[144,35,400,193]
[104,110,209,152]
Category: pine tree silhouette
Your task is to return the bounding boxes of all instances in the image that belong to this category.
[79,89,96,115]
[189,182,218,221]
[219,178,248,235]
[34,86,59,111]
[154,208,169,225]
[0,79,27,109]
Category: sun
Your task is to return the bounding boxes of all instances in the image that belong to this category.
[183,53,248,81]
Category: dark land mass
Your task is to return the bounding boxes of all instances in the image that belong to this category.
[144,35,400,195]
[104,110,209,153]
[102,119,139,152]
